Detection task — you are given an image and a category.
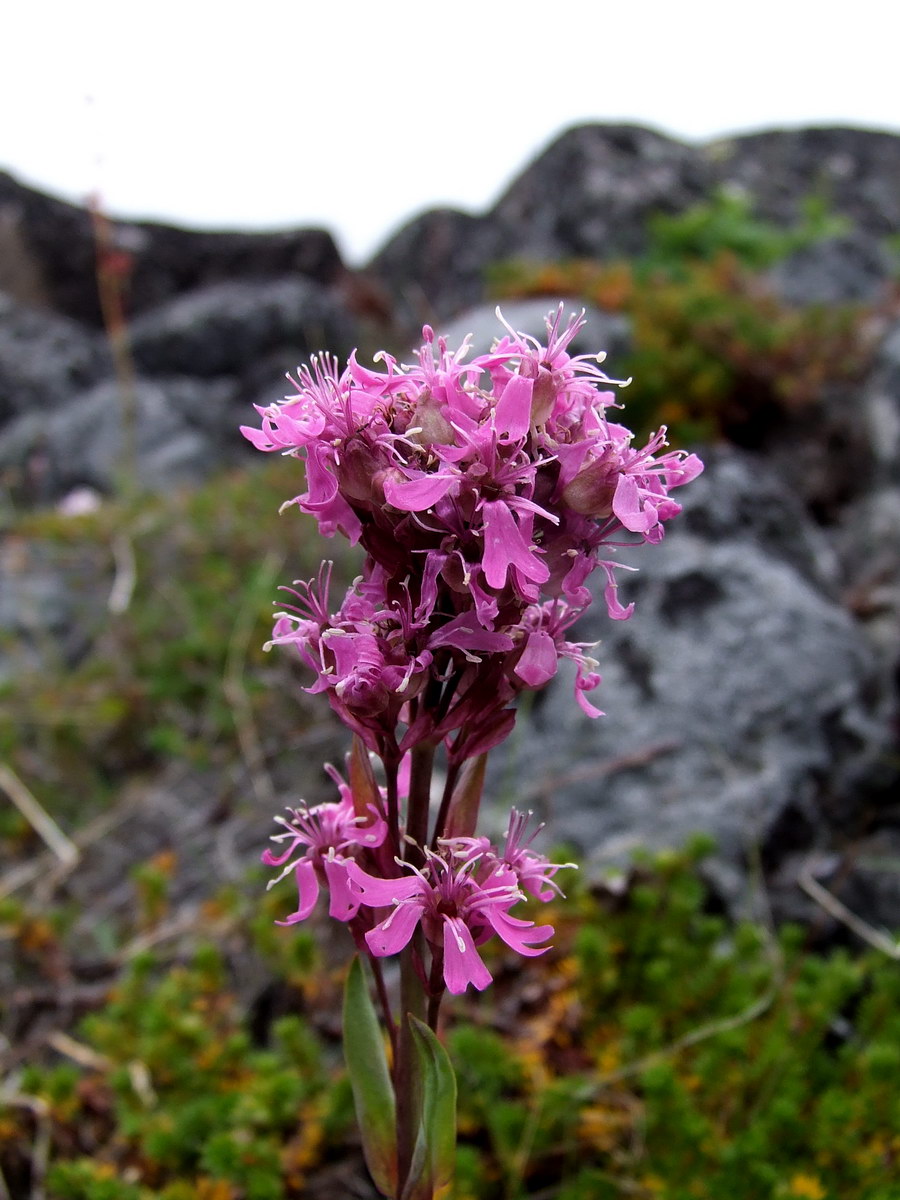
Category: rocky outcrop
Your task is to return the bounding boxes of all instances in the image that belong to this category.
[0,169,345,327]
[0,375,242,503]
[0,291,110,424]
[0,272,362,502]
[707,127,900,236]
[370,124,900,328]
[490,448,896,928]
[1,124,898,935]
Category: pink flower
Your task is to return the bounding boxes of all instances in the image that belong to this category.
[245,306,704,757]
[513,600,607,716]
[347,851,554,994]
[443,808,576,903]
[263,775,387,925]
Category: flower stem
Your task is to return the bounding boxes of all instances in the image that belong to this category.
[429,759,461,849]
[406,743,435,867]
[384,756,402,864]
[427,946,446,1033]
[396,931,427,1193]
[367,953,397,1063]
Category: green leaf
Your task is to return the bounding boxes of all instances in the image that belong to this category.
[343,957,398,1197]
[400,1017,457,1200]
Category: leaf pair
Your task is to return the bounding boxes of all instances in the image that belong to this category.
[343,957,456,1200]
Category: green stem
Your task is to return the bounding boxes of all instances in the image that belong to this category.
[429,759,461,850]
[405,743,435,867]
[396,931,427,1193]
[384,755,402,865]
[367,952,397,1064]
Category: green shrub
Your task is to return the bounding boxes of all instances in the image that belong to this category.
[489,191,871,444]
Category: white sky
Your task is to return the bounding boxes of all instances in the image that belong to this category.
[3,1,899,264]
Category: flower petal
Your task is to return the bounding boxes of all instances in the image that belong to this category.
[493,374,533,442]
[346,862,423,907]
[276,858,320,925]
[365,900,423,957]
[514,630,559,687]
[383,471,458,512]
[612,474,656,534]
[483,907,553,956]
[324,856,362,921]
[442,916,493,994]
[481,501,548,590]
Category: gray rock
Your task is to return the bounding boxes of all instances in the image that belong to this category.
[491,450,893,913]
[769,233,895,307]
[369,125,712,328]
[744,378,879,524]
[0,375,243,501]
[370,124,900,332]
[493,123,714,261]
[0,291,109,424]
[129,276,359,380]
[860,320,900,485]
[367,208,510,330]
[835,486,900,667]
[0,535,111,683]
[708,127,900,240]
[0,169,346,328]
[675,446,840,590]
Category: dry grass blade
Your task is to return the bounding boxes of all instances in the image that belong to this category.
[223,549,284,807]
[107,529,137,614]
[0,784,142,901]
[799,863,900,959]
[0,764,79,867]
[587,983,778,1096]
[43,1032,112,1072]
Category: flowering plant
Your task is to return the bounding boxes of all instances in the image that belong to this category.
[242,306,702,1198]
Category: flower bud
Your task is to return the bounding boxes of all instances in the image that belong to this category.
[561,456,617,517]
[408,390,455,447]
[337,440,388,505]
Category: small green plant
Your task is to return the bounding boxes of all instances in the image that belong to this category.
[643,189,849,274]
[489,191,871,444]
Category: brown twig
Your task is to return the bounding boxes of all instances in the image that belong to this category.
[519,740,681,807]
[0,1090,51,1200]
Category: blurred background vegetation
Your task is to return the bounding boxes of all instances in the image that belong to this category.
[1,190,898,1198]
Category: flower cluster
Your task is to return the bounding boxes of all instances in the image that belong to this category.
[247,306,702,995]
[243,307,702,766]
[264,772,571,994]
